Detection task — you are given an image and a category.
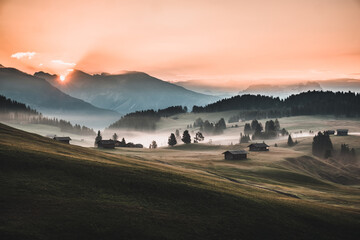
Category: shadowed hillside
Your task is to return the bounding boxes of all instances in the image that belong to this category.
[0,123,359,240]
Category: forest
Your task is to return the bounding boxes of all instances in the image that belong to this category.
[0,95,95,135]
[108,106,187,130]
[192,91,360,117]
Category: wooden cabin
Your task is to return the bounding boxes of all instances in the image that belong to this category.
[223,150,247,160]
[248,143,269,151]
[97,140,115,149]
[337,129,348,136]
[53,136,71,144]
[325,130,335,135]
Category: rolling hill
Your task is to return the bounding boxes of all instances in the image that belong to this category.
[0,123,359,240]
[35,70,218,114]
[0,66,120,127]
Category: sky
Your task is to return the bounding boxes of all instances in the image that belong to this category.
[1,0,360,87]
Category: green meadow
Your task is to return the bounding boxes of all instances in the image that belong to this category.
[1,121,360,240]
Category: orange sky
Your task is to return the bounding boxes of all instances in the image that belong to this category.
[1,0,360,87]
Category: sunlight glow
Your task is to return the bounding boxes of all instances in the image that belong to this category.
[60,75,65,82]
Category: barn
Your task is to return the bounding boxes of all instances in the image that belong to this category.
[223,150,247,160]
[53,136,71,144]
[248,143,269,151]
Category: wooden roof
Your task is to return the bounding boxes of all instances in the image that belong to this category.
[247,143,269,148]
[222,150,248,155]
[53,137,71,141]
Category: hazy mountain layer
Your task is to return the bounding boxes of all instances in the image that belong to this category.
[0,67,120,127]
[240,82,322,98]
[36,70,219,114]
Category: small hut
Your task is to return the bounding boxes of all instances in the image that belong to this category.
[53,136,71,144]
[223,150,247,160]
[248,143,269,151]
[336,129,348,136]
[325,130,335,135]
[97,140,115,149]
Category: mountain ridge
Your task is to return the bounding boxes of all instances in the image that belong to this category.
[35,69,219,114]
[0,67,120,127]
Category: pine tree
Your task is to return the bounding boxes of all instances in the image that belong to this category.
[112,133,118,141]
[287,135,294,146]
[168,133,177,146]
[95,130,102,146]
[182,130,191,144]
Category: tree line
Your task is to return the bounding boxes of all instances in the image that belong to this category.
[192,91,360,118]
[0,95,95,136]
[108,106,187,130]
[192,117,226,135]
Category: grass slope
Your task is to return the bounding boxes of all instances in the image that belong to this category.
[0,123,359,240]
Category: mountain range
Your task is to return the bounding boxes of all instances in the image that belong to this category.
[35,70,218,114]
[240,81,323,98]
[176,79,360,98]
[0,66,120,128]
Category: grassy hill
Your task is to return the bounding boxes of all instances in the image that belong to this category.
[0,123,359,240]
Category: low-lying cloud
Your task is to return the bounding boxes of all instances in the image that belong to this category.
[51,60,76,66]
[11,52,36,59]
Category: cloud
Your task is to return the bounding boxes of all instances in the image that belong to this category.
[11,52,36,59]
[51,60,76,66]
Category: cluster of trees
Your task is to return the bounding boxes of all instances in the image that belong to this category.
[192,118,226,135]
[0,95,95,136]
[95,131,143,148]
[287,135,298,146]
[192,91,360,117]
[31,117,95,136]
[239,133,250,143]
[168,130,204,146]
[192,94,281,113]
[243,119,288,140]
[108,106,187,131]
[340,144,357,160]
[228,109,291,123]
[0,95,39,119]
[312,132,333,158]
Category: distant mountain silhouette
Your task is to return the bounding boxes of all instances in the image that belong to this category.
[318,79,360,93]
[240,82,322,98]
[35,70,219,114]
[0,67,120,127]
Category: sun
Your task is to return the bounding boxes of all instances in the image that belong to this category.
[60,75,65,82]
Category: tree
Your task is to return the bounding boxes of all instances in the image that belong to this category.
[240,134,250,143]
[194,132,204,143]
[95,130,102,146]
[120,137,126,147]
[251,119,259,131]
[175,129,180,138]
[193,118,204,128]
[151,140,158,149]
[287,135,294,146]
[281,128,289,136]
[274,118,280,131]
[182,130,191,144]
[168,133,177,146]
[244,123,252,134]
[217,118,226,130]
[312,132,333,158]
[112,133,118,141]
